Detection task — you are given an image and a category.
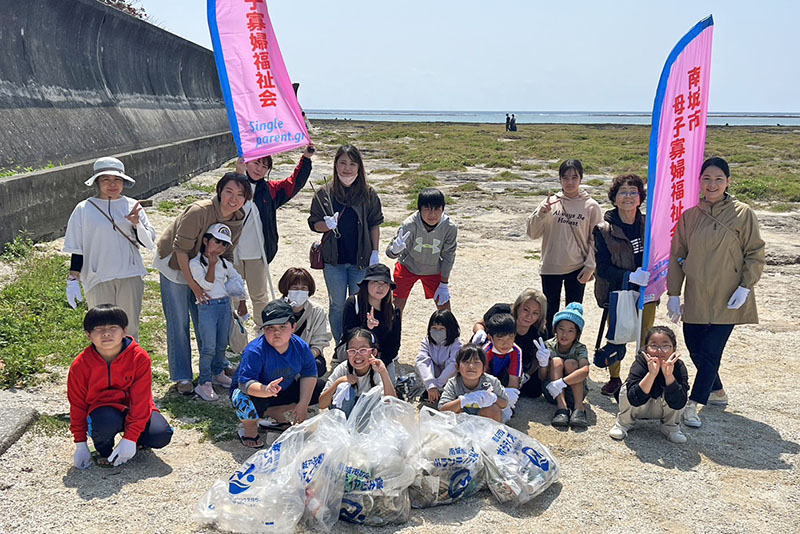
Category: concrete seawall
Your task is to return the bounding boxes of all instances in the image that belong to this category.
[0,0,238,247]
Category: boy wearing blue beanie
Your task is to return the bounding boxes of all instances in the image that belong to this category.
[535,302,590,428]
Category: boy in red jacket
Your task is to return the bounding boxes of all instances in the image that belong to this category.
[68,305,172,468]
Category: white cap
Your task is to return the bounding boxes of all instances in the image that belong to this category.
[85,157,135,186]
[206,223,233,245]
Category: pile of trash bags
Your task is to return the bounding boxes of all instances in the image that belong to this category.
[195,386,559,533]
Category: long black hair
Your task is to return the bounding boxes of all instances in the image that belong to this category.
[343,327,380,388]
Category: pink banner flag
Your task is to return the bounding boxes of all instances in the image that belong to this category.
[208,0,309,161]
[642,16,714,305]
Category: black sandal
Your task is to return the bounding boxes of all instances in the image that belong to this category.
[551,409,570,428]
[237,430,264,448]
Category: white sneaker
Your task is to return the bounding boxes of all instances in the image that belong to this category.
[661,427,687,444]
[707,390,728,407]
[682,401,702,428]
[212,372,232,387]
[609,421,628,440]
[195,382,218,401]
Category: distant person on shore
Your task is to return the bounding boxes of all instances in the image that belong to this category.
[470,288,550,400]
[385,187,457,314]
[308,145,384,343]
[69,305,173,468]
[63,157,156,340]
[667,156,765,429]
[509,114,517,131]
[154,172,250,395]
[527,159,602,336]
[505,113,511,131]
[592,174,656,398]
[609,325,689,444]
[232,143,315,333]
[277,267,332,377]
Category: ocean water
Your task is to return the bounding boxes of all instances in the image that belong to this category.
[306,109,800,127]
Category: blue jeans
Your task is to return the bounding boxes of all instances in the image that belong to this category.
[160,274,202,382]
[683,323,734,405]
[323,263,365,342]
[196,297,231,384]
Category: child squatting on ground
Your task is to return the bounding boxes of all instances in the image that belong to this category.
[482,312,523,422]
[230,299,325,448]
[539,302,591,428]
[609,325,690,444]
[386,187,458,314]
[68,305,173,468]
[438,344,509,423]
[415,309,462,405]
[188,223,248,401]
[319,327,396,418]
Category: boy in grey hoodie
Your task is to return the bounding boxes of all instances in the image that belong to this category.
[386,187,458,313]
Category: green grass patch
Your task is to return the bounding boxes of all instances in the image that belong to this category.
[382,220,402,227]
[370,168,398,175]
[0,253,87,387]
[452,182,481,193]
[523,250,541,260]
[1,234,35,261]
[585,178,605,186]
[31,413,71,437]
[158,394,239,442]
[491,171,523,181]
[185,183,216,194]
[157,200,178,214]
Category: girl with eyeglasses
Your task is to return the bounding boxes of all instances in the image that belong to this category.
[319,328,396,417]
[609,326,690,444]
[592,173,656,399]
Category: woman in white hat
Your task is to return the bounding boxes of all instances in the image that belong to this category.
[63,157,156,340]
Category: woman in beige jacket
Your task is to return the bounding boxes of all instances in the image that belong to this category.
[666,157,765,428]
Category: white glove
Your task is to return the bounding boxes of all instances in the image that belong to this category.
[66,279,83,309]
[532,337,551,368]
[459,392,481,409]
[667,295,682,323]
[332,382,352,408]
[470,329,488,345]
[474,389,498,408]
[546,378,567,399]
[629,267,651,287]
[390,230,411,255]
[505,387,520,410]
[369,250,380,266]
[433,283,450,305]
[323,212,339,230]
[108,438,137,467]
[727,286,750,310]
[73,442,93,470]
[238,312,252,323]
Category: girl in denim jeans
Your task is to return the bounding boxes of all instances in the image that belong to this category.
[189,223,248,401]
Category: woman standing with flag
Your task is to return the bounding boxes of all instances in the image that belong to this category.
[666,157,765,428]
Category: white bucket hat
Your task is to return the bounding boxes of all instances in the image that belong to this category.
[206,223,233,245]
[85,157,135,186]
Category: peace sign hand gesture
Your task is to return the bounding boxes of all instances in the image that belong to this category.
[125,202,142,227]
[390,230,412,254]
[367,306,380,330]
[533,337,551,368]
[539,193,558,214]
[661,352,680,380]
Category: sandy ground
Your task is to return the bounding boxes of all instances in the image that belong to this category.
[1,143,799,534]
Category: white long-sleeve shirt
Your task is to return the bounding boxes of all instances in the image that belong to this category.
[189,255,245,299]
[415,336,462,391]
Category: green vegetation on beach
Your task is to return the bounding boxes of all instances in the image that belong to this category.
[314,121,800,206]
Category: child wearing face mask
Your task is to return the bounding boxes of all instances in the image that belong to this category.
[482,312,523,422]
[277,267,332,377]
[415,310,462,405]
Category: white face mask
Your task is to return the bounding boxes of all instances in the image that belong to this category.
[286,290,309,307]
[429,329,447,345]
[338,174,357,186]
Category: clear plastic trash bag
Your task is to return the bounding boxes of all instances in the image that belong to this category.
[456,414,560,506]
[410,407,485,508]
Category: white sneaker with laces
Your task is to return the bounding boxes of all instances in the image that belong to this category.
[661,427,687,444]
[609,421,628,440]
[682,401,702,428]
[707,390,728,406]
[195,382,219,401]
[212,372,232,387]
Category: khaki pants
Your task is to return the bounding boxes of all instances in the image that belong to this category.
[616,383,682,432]
[230,259,274,353]
[86,276,144,340]
[609,301,657,378]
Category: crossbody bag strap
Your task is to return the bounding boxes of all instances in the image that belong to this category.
[86,199,139,248]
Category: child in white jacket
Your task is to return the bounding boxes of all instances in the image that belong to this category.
[415,310,462,405]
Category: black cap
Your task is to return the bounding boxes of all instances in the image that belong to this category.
[359,263,396,289]
[259,299,295,328]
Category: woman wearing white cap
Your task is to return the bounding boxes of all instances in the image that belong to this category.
[63,157,156,340]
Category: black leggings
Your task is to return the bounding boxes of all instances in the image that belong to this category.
[541,268,586,337]
[88,406,173,458]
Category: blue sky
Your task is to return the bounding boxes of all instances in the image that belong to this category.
[138,1,799,113]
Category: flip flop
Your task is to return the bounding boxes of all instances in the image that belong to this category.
[237,428,264,449]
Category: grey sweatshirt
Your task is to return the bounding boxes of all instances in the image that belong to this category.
[385,212,458,278]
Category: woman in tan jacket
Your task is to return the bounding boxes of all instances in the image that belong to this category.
[666,157,765,428]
